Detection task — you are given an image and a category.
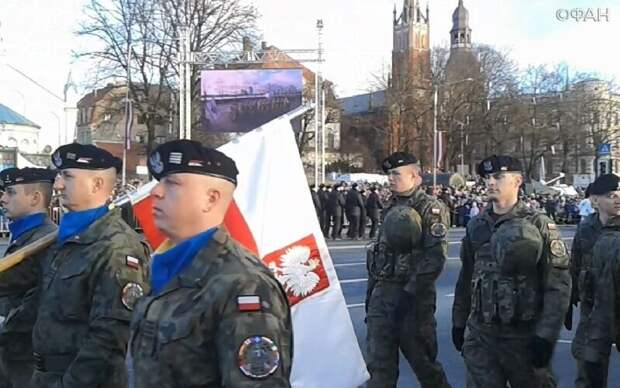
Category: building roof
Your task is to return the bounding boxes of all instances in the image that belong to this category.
[0,103,40,128]
[338,90,387,116]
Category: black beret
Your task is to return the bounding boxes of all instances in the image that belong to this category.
[589,174,620,196]
[382,152,418,172]
[52,143,122,172]
[0,167,56,188]
[476,155,522,176]
[148,140,238,185]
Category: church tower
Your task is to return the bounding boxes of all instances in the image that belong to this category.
[445,0,479,82]
[391,0,431,90]
[389,0,432,160]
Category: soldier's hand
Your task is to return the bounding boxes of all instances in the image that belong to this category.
[393,288,414,322]
[564,303,573,331]
[529,336,553,368]
[451,326,465,352]
[584,361,605,388]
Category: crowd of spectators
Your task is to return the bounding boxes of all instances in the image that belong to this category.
[310,179,591,240]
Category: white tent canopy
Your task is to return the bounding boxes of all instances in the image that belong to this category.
[334,173,388,184]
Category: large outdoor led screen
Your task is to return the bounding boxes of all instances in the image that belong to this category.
[200,68,303,132]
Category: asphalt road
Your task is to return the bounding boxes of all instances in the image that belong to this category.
[2,227,619,387]
[330,225,620,388]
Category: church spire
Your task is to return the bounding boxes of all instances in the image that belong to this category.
[450,0,472,49]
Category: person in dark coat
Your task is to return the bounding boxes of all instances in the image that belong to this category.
[310,184,322,223]
[345,183,364,240]
[366,186,384,239]
[318,184,330,236]
[327,184,345,239]
[359,188,368,239]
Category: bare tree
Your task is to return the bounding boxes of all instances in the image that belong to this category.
[76,0,258,155]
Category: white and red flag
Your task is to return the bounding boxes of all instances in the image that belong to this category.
[130,113,369,387]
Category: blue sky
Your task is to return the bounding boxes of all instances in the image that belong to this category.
[0,0,618,147]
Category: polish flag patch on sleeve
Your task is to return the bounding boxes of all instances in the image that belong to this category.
[125,256,140,269]
[237,295,262,312]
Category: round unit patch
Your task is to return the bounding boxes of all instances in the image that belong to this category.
[237,336,280,379]
[430,222,447,238]
[550,240,567,257]
[121,283,144,311]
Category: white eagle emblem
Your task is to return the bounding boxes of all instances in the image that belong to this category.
[52,152,62,168]
[149,151,164,174]
[269,245,320,297]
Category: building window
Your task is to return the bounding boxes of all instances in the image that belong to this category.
[327,134,335,149]
[21,139,29,147]
[580,159,587,174]
[7,138,17,147]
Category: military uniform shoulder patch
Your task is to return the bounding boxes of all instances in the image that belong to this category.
[121,282,144,311]
[547,223,557,230]
[430,222,447,238]
[431,207,441,215]
[238,336,280,379]
[549,240,569,268]
[125,255,140,269]
[237,295,262,312]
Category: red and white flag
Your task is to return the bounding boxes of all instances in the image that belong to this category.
[130,114,369,387]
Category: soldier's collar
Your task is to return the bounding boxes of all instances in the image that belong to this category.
[169,228,229,290]
[60,209,119,245]
[482,201,529,225]
[604,215,620,228]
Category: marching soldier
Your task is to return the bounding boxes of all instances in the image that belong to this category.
[452,155,571,388]
[129,140,293,387]
[569,181,607,387]
[582,174,620,388]
[0,168,57,388]
[365,152,451,388]
[31,144,150,388]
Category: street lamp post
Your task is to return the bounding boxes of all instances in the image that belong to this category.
[432,77,474,191]
[49,111,61,149]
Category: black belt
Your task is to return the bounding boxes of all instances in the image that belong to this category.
[33,352,76,373]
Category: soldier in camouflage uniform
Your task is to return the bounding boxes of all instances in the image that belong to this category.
[129,140,293,388]
[452,155,571,388]
[569,182,608,388]
[365,152,451,388]
[0,168,57,388]
[581,174,620,388]
[31,144,150,388]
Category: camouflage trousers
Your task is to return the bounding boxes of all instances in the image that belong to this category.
[365,279,450,388]
[572,308,610,388]
[463,327,557,388]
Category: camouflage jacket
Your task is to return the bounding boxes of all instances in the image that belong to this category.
[571,212,603,308]
[370,188,449,293]
[584,216,620,363]
[570,212,602,357]
[452,202,571,341]
[129,229,293,388]
[32,209,150,388]
[0,216,56,360]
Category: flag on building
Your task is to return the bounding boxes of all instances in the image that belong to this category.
[130,114,369,387]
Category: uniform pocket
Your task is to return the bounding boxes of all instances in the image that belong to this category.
[157,317,195,344]
[58,260,92,320]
